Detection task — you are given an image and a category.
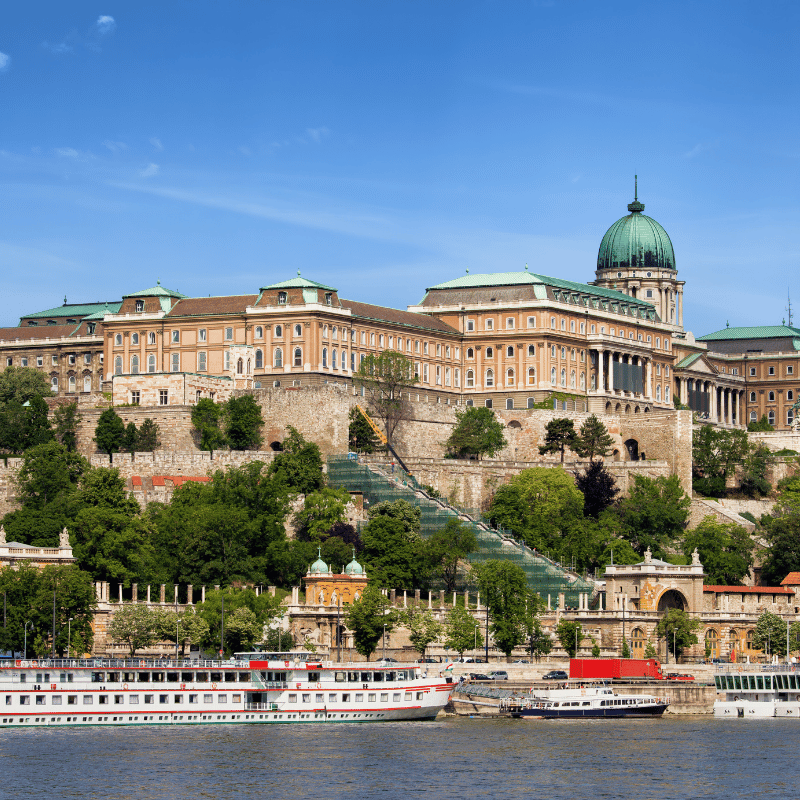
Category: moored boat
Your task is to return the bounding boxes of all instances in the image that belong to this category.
[516,684,668,719]
[714,664,800,718]
[0,651,454,728]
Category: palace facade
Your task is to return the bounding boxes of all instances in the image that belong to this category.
[3,189,796,430]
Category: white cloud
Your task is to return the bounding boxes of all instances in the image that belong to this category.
[305,127,331,144]
[54,148,80,158]
[103,140,127,153]
[149,137,163,151]
[95,16,116,35]
[139,163,160,178]
[0,52,10,72]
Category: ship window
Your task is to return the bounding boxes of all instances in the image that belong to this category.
[204,694,213,703]
[368,693,377,702]
[335,672,346,682]
[355,693,363,703]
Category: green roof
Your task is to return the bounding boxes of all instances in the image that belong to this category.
[82,303,123,320]
[21,301,121,320]
[675,353,703,369]
[698,325,800,342]
[261,273,336,292]
[123,284,187,299]
[426,270,655,308]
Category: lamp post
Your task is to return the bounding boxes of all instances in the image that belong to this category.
[67,618,74,658]
[484,607,489,663]
[382,623,387,661]
[474,625,479,656]
[23,621,32,659]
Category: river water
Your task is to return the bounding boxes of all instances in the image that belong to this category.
[2,717,794,799]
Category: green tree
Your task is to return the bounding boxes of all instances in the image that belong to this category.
[682,516,754,585]
[575,460,619,518]
[444,406,507,460]
[0,366,53,405]
[367,499,421,534]
[122,421,139,453]
[267,426,324,495]
[353,351,417,446]
[644,640,658,659]
[191,398,227,456]
[621,639,631,658]
[137,418,161,451]
[425,518,477,592]
[400,607,443,657]
[443,604,482,658]
[591,638,601,658]
[224,394,264,450]
[53,401,79,451]
[15,441,87,508]
[539,418,578,463]
[656,608,699,661]
[348,406,380,453]
[108,603,157,657]
[739,443,774,498]
[22,395,54,450]
[573,414,614,462]
[361,515,425,590]
[94,408,126,463]
[472,560,533,658]
[487,467,584,553]
[556,619,583,659]
[526,617,552,661]
[345,584,397,660]
[747,415,774,432]
[616,474,691,558]
[152,606,210,657]
[759,506,800,585]
[692,426,750,496]
[293,487,351,542]
[751,610,799,658]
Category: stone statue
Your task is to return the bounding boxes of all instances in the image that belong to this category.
[644,546,652,563]
[330,590,337,607]
[0,525,5,545]
[692,548,701,566]
[60,527,70,548]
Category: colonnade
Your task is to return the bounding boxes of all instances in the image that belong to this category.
[675,377,745,427]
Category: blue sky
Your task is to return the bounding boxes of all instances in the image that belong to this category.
[1,1,798,335]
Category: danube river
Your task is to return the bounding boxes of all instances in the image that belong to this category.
[2,717,795,799]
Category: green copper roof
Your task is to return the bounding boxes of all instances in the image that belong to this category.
[698,325,800,341]
[597,187,676,273]
[309,548,329,575]
[22,301,121,320]
[426,270,655,308]
[675,353,703,369]
[261,272,336,292]
[82,303,123,320]
[123,284,187,299]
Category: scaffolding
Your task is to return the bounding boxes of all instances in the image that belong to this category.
[328,456,596,608]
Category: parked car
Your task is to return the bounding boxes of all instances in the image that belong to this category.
[542,670,569,681]
[469,673,491,681]
[488,670,509,680]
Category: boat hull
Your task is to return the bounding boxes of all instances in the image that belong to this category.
[518,703,668,719]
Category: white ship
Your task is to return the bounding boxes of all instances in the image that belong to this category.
[714,665,800,717]
[0,651,455,728]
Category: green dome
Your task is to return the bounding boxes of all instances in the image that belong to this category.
[597,193,676,274]
[344,552,364,576]
[309,548,329,575]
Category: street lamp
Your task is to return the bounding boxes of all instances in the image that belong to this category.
[474,624,480,655]
[67,618,74,658]
[23,621,32,659]
[382,623,387,661]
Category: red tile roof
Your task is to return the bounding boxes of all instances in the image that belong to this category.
[0,325,78,341]
[340,299,459,334]
[704,585,793,594]
[150,475,210,488]
[167,296,257,317]
[781,572,800,586]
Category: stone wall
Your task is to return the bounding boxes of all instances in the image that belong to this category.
[750,431,800,452]
[689,498,757,533]
[76,405,198,453]
[112,372,235,406]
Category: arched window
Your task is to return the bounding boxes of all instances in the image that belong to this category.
[115,333,122,345]
[275,325,283,337]
[322,348,328,368]
[506,398,514,409]
[237,358,243,375]
[561,347,566,359]
[294,348,302,367]
[768,410,775,425]
[68,376,76,393]
[705,629,719,660]
[131,333,139,345]
[665,386,670,402]
[632,628,645,656]
[527,397,535,408]
[255,326,263,338]
[507,346,514,358]
[148,331,156,344]
[570,370,575,388]
[445,367,451,386]
[527,367,536,386]
[370,332,375,345]
[131,354,139,374]
[51,376,58,391]
[580,372,585,390]
[486,347,493,358]
[466,369,474,388]
[332,349,338,369]
[656,337,661,349]
[171,353,180,373]
[571,348,576,360]
[455,368,460,387]
[295,324,303,337]
[527,345,535,356]
[551,367,556,384]
[467,348,474,359]
[274,348,283,368]
[351,352,356,371]
[560,368,566,387]
[656,385,661,401]
[255,349,263,369]
[342,349,348,370]
[506,368,515,386]
[768,391,775,401]
[114,355,122,375]
[148,354,156,373]
[83,375,91,392]
[485,369,494,387]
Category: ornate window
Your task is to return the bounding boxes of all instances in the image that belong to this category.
[274,348,283,368]
[255,349,263,369]
[295,324,303,337]
[527,367,536,386]
[294,348,302,367]
[507,346,514,357]
[322,348,328,368]
[255,326,263,339]
[506,368,515,386]
[131,355,139,374]
[131,333,139,345]
[148,354,156,373]
[467,348,474,359]
[528,345,535,357]
[485,368,494,387]
[275,325,283,337]
[466,369,474,388]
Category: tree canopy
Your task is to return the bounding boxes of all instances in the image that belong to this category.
[191,398,227,456]
[682,516,753,585]
[94,408,126,462]
[573,414,614,461]
[539,418,578,463]
[346,584,397,660]
[656,608,699,660]
[444,406,507,460]
[425,518,477,592]
[348,406,380,453]
[224,394,264,450]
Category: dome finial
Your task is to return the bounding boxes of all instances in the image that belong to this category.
[627,174,645,214]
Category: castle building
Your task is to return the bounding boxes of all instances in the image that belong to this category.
[4,186,797,430]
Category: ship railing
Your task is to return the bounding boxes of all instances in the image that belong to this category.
[251,674,288,691]
[3,657,253,670]
[245,702,283,711]
[715,663,800,674]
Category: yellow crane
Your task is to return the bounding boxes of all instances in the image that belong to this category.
[354,404,413,477]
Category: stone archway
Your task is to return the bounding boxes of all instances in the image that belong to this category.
[657,588,688,613]
[624,438,639,460]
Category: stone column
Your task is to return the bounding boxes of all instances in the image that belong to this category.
[147,585,151,604]
[452,592,457,607]
[160,584,166,604]
[187,585,193,605]
[414,589,421,607]
[476,592,481,611]
[390,589,396,605]
[464,590,469,609]
[403,591,407,608]
[291,586,299,605]
[132,583,138,602]
[645,357,652,399]
[174,584,179,604]
[428,590,433,610]
[201,586,206,603]
[607,352,614,393]
[118,583,123,603]
[439,590,445,609]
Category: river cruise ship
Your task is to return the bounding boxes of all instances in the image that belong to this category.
[0,651,454,728]
[714,664,800,718]
[516,685,668,719]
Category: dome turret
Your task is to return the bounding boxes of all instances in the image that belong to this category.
[344,549,364,576]
[309,548,329,575]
